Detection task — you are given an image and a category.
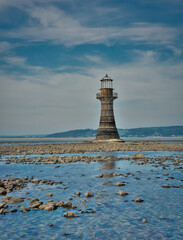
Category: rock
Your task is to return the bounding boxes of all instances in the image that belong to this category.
[113,173,121,176]
[103,173,113,178]
[30,201,43,209]
[0,208,8,215]
[118,190,128,196]
[46,193,53,197]
[0,202,7,209]
[84,192,94,198]
[63,201,73,208]
[2,196,24,204]
[20,206,30,213]
[44,203,57,211]
[0,187,7,195]
[95,194,101,199]
[76,192,81,196]
[32,178,40,183]
[115,182,125,186]
[162,184,170,188]
[134,198,144,203]
[30,197,40,203]
[96,174,103,178]
[10,209,18,213]
[56,201,64,207]
[63,211,79,218]
[133,153,145,159]
[84,159,90,164]
[39,204,47,210]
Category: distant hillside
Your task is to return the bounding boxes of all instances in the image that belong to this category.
[118,126,183,137]
[46,126,183,138]
[47,129,97,138]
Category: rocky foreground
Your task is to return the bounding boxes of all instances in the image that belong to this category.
[0,140,183,155]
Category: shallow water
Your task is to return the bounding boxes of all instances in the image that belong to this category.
[0,151,183,240]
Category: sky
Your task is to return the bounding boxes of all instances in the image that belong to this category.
[0,0,183,135]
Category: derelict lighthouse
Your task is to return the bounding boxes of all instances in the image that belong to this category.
[96,74,121,141]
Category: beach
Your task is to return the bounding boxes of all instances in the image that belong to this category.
[0,140,183,156]
[0,140,183,239]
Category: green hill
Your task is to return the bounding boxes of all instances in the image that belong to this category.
[46,126,183,138]
[47,129,97,138]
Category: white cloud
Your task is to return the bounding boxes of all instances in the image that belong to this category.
[0,3,179,46]
[84,55,102,63]
[0,41,11,53]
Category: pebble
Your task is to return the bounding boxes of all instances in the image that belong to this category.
[162,184,170,188]
[63,211,79,218]
[118,191,128,196]
[114,182,125,186]
[46,193,53,197]
[84,192,94,198]
[134,198,144,203]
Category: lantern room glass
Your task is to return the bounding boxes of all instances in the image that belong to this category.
[100,74,113,89]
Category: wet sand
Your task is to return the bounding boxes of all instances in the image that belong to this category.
[0,140,183,155]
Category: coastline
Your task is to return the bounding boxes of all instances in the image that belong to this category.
[0,140,183,155]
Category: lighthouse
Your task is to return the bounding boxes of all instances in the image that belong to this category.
[96,74,122,141]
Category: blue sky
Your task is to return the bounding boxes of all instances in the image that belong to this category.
[0,0,183,135]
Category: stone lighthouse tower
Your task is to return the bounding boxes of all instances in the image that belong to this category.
[96,74,121,141]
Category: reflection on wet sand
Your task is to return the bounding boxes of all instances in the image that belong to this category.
[101,161,116,170]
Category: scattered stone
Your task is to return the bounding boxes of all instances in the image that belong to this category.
[20,206,30,213]
[46,193,53,197]
[96,174,103,178]
[84,192,94,198]
[10,209,18,213]
[76,192,81,196]
[134,198,144,203]
[114,182,125,186]
[63,211,79,218]
[30,201,43,209]
[162,184,170,188]
[32,178,40,183]
[2,196,24,204]
[0,187,7,195]
[95,194,101,199]
[133,153,145,159]
[118,190,128,196]
[30,197,40,203]
[142,218,147,223]
[113,172,121,176]
[44,203,56,211]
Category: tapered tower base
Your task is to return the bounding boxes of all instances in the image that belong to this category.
[96,128,120,140]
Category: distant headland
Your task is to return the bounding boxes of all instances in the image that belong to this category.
[46,126,183,138]
[1,126,183,138]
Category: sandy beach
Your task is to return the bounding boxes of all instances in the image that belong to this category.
[0,140,183,156]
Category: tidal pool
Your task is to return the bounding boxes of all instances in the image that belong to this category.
[0,151,183,240]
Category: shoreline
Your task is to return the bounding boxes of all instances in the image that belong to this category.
[0,140,183,156]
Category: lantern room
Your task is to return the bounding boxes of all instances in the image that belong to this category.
[100,74,113,89]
